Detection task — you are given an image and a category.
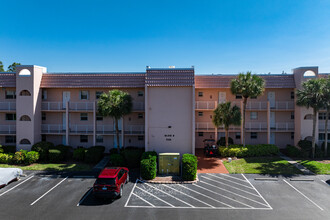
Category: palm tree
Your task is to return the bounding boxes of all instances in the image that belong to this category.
[230,72,265,146]
[98,90,132,153]
[296,78,325,158]
[321,77,330,155]
[213,102,241,147]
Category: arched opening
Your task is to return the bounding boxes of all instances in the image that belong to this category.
[19,90,31,96]
[20,115,31,121]
[304,114,313,120]
[20,139,31,145]
[19,69,31,76]
[303,70,316,78]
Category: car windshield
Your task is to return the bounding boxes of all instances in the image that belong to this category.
[96,178,116,185]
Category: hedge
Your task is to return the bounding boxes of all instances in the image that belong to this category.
[12,150,28,165]
[140,156,157,180]
[73,148,86,161]
[84,146,105,164]
[141,151,157,160]
[51,145,73,160]
[217,137,234,146]
[123,148,144,168]
[31,141,54,161]
[1,145,16,154]
[49,149,64,163]
[0,153,14,164]
[285,145,301,158]
[182,154,197,181]
[109,154,126,167]
[218,144,279,157]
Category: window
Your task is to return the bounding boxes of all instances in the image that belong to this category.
[250,132,257,139]
[210,115,213,119]
[198,132,204,137]
[236,94,242,99]
[5,136,16,144]
[20,115,31,121]
[96,135,103,143]
[291,91,294,99]
[198,112,203,117]
[42,89,47,100]
[80,135,88,143]
[80,113,88,121]
[319,133,325,141]
[250,112,258,120]
[41,135,46,142]
[235,132,241,139]
[5,91,16,99]
[138,136,144,141]
[138,113,144,119]
[198,92,203,97]
[42,113,46,121]
[19,90,31,96]
[96,91,103,99]
[304,114,312,120]
[96,114,103,121]
[80,91,89,100]
[291,112,295,120]
[18,69,31,76]
[138,91,144,97]
[303,70,316,78]
[319,112,328,120]
[6,114,16,121]
[20,139,31,145]
[291,132,294,140]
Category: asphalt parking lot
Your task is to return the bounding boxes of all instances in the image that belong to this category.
[0,171,329,220]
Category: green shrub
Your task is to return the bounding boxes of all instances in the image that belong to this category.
[51,145,73,160]
[109,154,126,166]
[31,141,54,161]
[140,156,157,180]
[141,151,158,160]
[124,148,144,168]
[0,148,3,153]
[49,149,64,163]
[2,145,16,154]
[182,154,197,181]
[285,145,301,157]
[218,144,279,157]
[12,150,28,165]
[25,151,40,164]
[0,153,13,164]
[109,147,124,155]
[217,137,234,146]
[321,142,330,157]
[73,148,86,161]
[84,146,105,164]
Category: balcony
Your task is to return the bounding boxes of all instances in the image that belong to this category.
[195,122,215,131]
[246,122,267,131]
[271,122,294,131]
[41,102,63,111]
[246,102,267,110]
[96,125,115,134]
[0,125,16,134]
[319,122,330,132]
[0,102,16,111]
[70,125,94,134]
[195,101,217,110]
[125,125,145,135]
[132,102,145,111]
[274,101,295,110]
[69,102,94,111]
[41,124,65,134]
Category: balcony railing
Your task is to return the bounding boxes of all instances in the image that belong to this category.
[274,101,294,110]
[246,102,267,110]
[271,122,294,131]
[195,101,217,110]
[0,125,16,134]
[96,125,115,134]
[125,125,145,134]
[195,122,215,131]
[41,124,65,134]
[132,102,145,111]
[69,102,94,111]
[319,122,330,132]
[70,125,94,134]
[0,102,16,111]
[246,122,267,131]
[41,102,63,111]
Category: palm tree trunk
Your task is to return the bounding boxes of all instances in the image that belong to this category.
[115,119,120,154]
[243,97,247,147]
[312,109,317,159]
[225,128,229,148]
[325,109,329,156]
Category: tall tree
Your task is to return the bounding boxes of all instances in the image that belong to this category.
[213,102,241,147]
[321,77,330,155]
[296,78,325,158]
[98,90,132,153]
[230,72,265,146]
[7,62,21,72]
[0,61,4,72]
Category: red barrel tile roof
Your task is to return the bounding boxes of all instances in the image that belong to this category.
[0,73,16,87]
[146,68,194,86]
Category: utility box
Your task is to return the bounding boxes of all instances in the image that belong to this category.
[158,153,180,175]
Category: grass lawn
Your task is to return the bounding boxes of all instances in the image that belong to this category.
[223,157,303,174]
[0,162,93,171]
[298,160,330,175]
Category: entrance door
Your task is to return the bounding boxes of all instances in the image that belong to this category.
[270,133,275,145]
[267,92,275,108]
[218,92,226,104]
[63,91,70,108]
[270,112,275,129]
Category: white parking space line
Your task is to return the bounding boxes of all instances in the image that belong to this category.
[218,174,248,182]
[241,174,272,209]
[124,180,138,207]
[30,176,68,206]
[207,173,254,189]
[160,184,215,208]
[0,175,34,197]
[77,188,93,207]
[283,179,324,211]
[198,180,269,208]
[201,176,260,197]
[72,176,95,178]
[135,186,175,207]
[132,193,155,207]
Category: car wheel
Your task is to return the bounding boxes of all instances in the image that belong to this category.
[126,174,129,184]
[118,185,123,198]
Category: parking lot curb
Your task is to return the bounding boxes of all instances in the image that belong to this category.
[140,175,199,184]
[92,156,110,172]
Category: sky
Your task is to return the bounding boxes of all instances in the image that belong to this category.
[1,0,330,74]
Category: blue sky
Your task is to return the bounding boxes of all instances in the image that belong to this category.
[1,0,330,74]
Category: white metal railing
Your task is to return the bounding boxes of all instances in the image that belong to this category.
[319,122,330,131]
[0,102,16,111]
[70,125,94,133]
[195,101,217,110]
[41,124,64,133]
[272,122,294,131]
[246,102,267,110]
[132,102,145,111]
[124,125,145,134]
[69,102,94,111]
[195,122,215,131]
[96,125,115,134]
[246,122,267,131]
[0,125,16,134]
[41,102,63,110]
[275,101,295,110]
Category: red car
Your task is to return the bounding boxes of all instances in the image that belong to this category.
[93,167,129,199]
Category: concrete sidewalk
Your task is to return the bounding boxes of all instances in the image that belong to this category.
[280,154,315,175]
[196,149,229,173]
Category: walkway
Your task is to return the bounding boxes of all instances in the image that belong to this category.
[280,154,315,175]
[196,149,229,173]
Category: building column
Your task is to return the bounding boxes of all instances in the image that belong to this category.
[240,101,244,145]
[65,101,69,146]
[267,101,270,144]
[93,101,96,146]
[121,117,124,148]
[145,85,148,152]
[192,86,195,155]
